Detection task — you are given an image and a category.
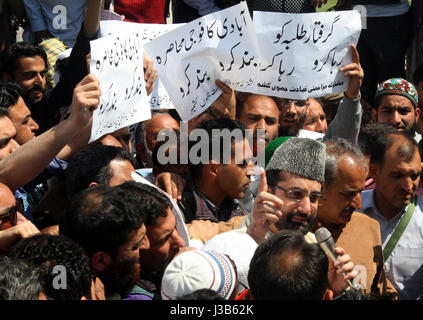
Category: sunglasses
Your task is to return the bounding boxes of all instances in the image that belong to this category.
[0,198,23,230]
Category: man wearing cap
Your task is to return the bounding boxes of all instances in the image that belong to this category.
[204,137,357,297]
[372,78,420,137]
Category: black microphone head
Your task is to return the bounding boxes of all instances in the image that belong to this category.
[315,227,332,244]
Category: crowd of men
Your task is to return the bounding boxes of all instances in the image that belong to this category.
[0,0,423,302]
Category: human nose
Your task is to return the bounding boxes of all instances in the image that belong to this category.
[29,118,39,132]
[296,195,312,215]
[390,111,402,126]
[140,235,150,250]
[171,229,185,249]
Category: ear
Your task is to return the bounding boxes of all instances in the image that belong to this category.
[371,108,378,123]
[208,160,220,176]
[323,289,334,300]
[91,252,111,272]
[369,163,379,181]
[415,107,421,121]
[88,181,99,188]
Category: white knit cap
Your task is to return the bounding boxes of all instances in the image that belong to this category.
[161,249,237,300]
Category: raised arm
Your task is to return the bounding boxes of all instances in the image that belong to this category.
[0,75,100,191]
[84,0,103,38]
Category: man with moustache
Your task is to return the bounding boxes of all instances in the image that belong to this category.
[204,138,357,294]
[372,78,420,138]
[360,131,423,300]
[178,119,255,224]
[317,138,397,299]
[59,183,150,300]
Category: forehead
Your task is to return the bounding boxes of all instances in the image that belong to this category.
[233,138,253,160]
[147,208,174,238]
[332,156,368,184]
[383,143,421,171]
[243,95,279,117]
[15,56,46,72]
[0,117,17,137]
[307,100,324,115]
[278,172,322,192]
[148,115,179,133]
[0,184,16,213]
[379,94,414,108]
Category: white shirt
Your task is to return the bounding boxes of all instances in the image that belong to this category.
[360,189,423,299]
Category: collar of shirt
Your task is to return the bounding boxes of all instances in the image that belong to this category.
[192,183,245,222]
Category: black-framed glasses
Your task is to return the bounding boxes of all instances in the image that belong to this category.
[277,99,308,108]
[271,185,326,203]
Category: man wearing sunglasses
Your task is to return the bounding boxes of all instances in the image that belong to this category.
[0,182,39,252]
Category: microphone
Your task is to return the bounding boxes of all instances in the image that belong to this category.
[315,227,359,292]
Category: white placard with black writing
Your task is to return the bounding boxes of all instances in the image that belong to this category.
[254,10,361,98]
[89,32,151,142]
[144,2,260,121]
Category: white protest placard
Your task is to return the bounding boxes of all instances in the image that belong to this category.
[89,32,151,142]
[144,2,260,121]
[131,172,190,246]
[254,11,361,99]
[99,20,185,110]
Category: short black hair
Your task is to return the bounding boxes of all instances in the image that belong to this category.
[188,118,246,179]
[370,131,418,166]
[9,234,92,300]
[116,180,170,226]
[0,82,22,112]
[59,184,147,258]
[248,229,329,300]
[65,145,136,198]
[1,42,48,76]
[357,122,398,161]
[0,256,42,300]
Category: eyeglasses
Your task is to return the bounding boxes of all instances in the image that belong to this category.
[277,99,308,108]
[0,198,23,230]
[271,185,326,203]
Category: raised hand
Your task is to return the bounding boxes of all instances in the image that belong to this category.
[247,168,284,244]
[340,44,364,100]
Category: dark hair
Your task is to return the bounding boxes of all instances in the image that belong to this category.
[370,131,418,166]
[357,122,398,161]
[1,42,48,76]
[265,170,290,189]
[178,288,225,300]
[324,137,367,188]
[116,180,170,226]
[0,256,42,300]
[64,145,136,198]
[248,229,329,300]
[188,118,246,179]
[9,234,92,300]
[0,82,22,111]
[59,184,147,258]
[412,63,423,86]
